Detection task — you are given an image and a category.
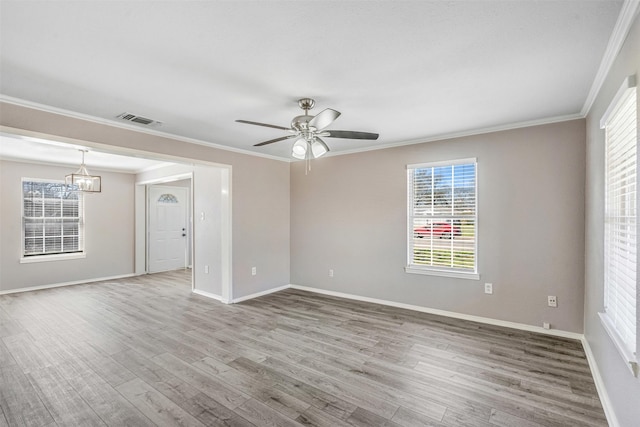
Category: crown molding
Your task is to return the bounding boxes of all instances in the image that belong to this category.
[581,0,640,116]
[322,112,584,159]
[0,95,290,163]
[0,96,587,163]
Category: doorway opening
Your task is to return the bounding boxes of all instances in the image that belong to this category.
[147,182,191,274]
[1,129,232,303]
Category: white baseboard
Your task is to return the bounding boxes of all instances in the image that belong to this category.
[581,337,619,427]
[0,273,140,295]
[289,284,583,341]
[192,289,226,303]
[232,285,290,303]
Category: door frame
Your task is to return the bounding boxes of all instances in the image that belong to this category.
[146,183,189,274]
[135,166,233,302]
[136,172,193,287]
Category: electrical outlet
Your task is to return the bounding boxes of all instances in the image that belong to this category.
[484,283,493,294]
[548,295,557,307]
[543,322,550,330]
[251,267,256,276]
[204,265,209,274]
[329,269,334,278]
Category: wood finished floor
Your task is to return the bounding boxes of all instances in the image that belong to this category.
[0,271,606,427]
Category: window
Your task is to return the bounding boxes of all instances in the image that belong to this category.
[406,158,477,279]
[600,75,638,376]
[22,179,84,259]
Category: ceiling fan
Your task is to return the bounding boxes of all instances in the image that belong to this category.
[236,98,379,160]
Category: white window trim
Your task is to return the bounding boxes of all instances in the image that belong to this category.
[406,157,478,279]
[600,75,636,128]
[21,177,85,259]
[598,312,639,377]
[20,252,86,264]
[404,266,479,280]
[599,74,638,377]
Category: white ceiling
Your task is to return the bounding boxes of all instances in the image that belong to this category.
[0,1,624,160]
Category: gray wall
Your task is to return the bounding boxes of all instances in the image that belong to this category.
[0,160,135,291]
[291,119,586,333]
[0,102,291,299]
[584,12,640,427]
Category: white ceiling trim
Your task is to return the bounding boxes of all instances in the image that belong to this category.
[0,95,289,163]
[322,112,585,159]
[1,94,590,163]
[581,0,640,116]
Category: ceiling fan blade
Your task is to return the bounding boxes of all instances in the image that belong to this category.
[308,108,341,131]
[324,130,379,140]
[236,120,291,131]
[253,135,297,147]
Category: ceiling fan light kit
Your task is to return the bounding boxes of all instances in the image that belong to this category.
[311,139,329,158]
[236,98,379,167]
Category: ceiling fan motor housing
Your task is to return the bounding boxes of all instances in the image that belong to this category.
[291,115,314,132]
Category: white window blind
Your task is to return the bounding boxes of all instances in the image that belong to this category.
[407,159,477,277]
[602,77,637,367]
[22,179,84,257]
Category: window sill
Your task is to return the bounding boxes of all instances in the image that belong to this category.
[405,266,479,280]
[598,312,639,377]
[20,252,86,264]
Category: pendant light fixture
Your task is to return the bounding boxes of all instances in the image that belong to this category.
[65,150,101,192]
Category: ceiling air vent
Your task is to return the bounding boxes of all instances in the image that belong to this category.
[116,112,162,126]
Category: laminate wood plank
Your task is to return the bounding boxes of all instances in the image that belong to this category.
[359,358,494,420]
[97,325,165,359]
[488,409,547,427]
[0,406,9,427]
[297,356,447,422]
[441,408,493,427]
[135,329,208,363]
[216,326,306,364]
[228,357,358,421]
[294,405,353,427]
[0,319,26,338]
[278,321,380,349]
[151,352,251,410]
[55,360,155,427]
[26,366,105,426]
[175,327,268,363]
[111,349,201,405]
[1,272,606,427]
[191,356,233,376]
[115,378,204,427]
[233,398,302,427]
[216,366,311,419]
[409,340,575,391]
[261,356,399,419]
[0,365,54,427]
[264,327,370,366]
[345,407,403,427]
[413,360,607,425]
[2,333,55,373]
[58,339,137,387]
[178,392,256,427]
[391,406,448,427]
[363,356,594,427]
[0,339,16,368]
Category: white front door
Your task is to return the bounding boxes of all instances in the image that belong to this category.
[148,185,188,273]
